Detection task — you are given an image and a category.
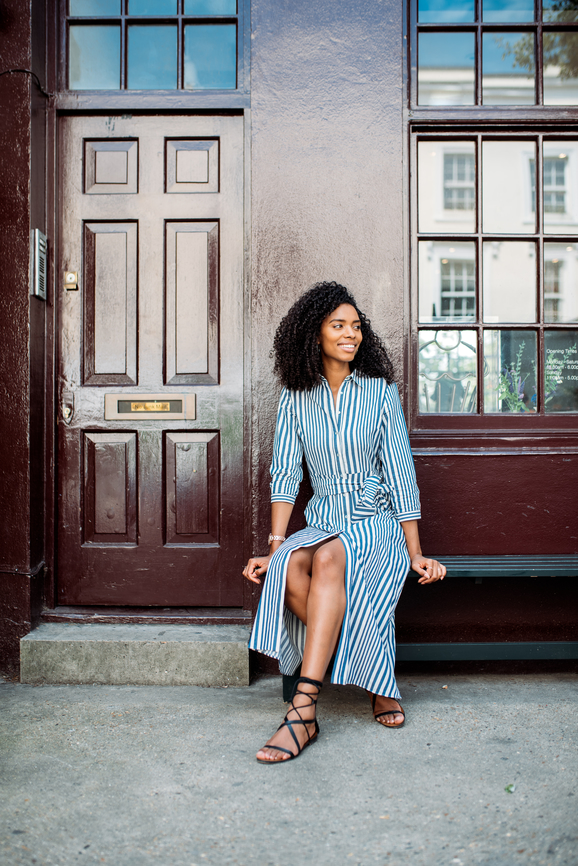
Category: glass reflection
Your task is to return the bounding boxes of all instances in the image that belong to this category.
[543,32,578,104]
[419,242,476,323]
[482,32,536,104]
[544,330,578,411]
[544,244,578,322]
[185,0,237,11]
[127,25,177,89]
[184,24,236,89]
[544,141,578,233]
[482,140,536,233]
[483,0,534,21]
[418,0,475,22]
[484,330,537,412]
[482,241,537,323]
[69,0,120,13]
[419,330,478,413]
[543,0,578,22]
[418,141,476,233]
[69,25,120,89]
[418,32,475,105]
[129,0,177,13]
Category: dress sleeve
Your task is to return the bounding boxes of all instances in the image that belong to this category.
[270,388,304,504]
[379,383,421,521]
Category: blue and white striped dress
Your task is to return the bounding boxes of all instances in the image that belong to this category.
[249,371,421,700]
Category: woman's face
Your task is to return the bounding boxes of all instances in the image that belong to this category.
[318,303,362,364]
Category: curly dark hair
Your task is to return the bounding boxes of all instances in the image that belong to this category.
[272,281,395,391]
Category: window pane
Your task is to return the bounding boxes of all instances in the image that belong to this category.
[129,0,177,13]
[544,142,578,233]
[484,330,537,412]
[418,0,475,22]
[185,0,237,12]
[483,0,534,22]
[69,25,120,89]
[543,0,578,22]
[418,142,476,233]
[69,0,120,13]
[482,140,536,233]
[184,24,236,89]
[543,32,578,104]
[545,330,578,411]
[419,242,476,323]
[482,32,535,104]
[544,243,578,322]
[418,32,475,105]
[127,25,177,89]
[483,241,537,322]
[419,330,478,413]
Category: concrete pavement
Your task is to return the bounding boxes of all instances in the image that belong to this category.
[1,673,576,865]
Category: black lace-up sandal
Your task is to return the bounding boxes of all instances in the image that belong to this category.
[256,676,323,764]
[370,693,405,728]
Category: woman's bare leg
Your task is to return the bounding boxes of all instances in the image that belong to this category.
[257,538,346,762]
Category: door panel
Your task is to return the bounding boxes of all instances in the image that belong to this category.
[58,115,244,607]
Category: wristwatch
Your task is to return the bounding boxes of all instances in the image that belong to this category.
[268,534,286,545]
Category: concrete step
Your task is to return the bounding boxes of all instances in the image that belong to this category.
[20,623,251,686]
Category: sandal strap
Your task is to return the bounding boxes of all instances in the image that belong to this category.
[374,709,405,721]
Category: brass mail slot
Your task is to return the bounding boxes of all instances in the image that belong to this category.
[104,393,196,421]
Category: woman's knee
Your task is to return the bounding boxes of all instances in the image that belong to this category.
[312,541,346,577]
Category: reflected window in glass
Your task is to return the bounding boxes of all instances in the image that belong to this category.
[482,140,536,233]
[544,330,578,411]
[418,141,476,232]
[419,241,477,323]
[418,0,475,22]
[482,32,535,104]
[482,241,537,323]
[544,142,578,233]
[184,24,237,89]
[69,25,120,90]
[127,24,177,89]
[482,0,535,22]
[544,243,578,322]
[483,330,537,412]
[418,32,476,105]
[419,330,478,413]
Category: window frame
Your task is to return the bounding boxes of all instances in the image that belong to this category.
[409,0,578,118]
[57,0,249,108]
[410,127,578,432]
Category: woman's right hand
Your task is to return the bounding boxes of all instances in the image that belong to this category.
[243,556,270,585]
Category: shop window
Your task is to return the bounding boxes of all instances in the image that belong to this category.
[415,1,578,106]
[66,0,239,90]
[416,134,578,416]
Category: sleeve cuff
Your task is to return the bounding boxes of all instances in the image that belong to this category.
[271,493,298,504]
[396,510,421,522]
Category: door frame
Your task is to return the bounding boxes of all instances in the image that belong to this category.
[42,3,254,614]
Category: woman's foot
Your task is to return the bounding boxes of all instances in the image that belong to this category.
[256,678,322,762]
[370,694,405,728]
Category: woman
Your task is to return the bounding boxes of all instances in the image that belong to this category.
[244,282,446,764]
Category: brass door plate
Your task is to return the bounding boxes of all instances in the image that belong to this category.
[104,393,196,420]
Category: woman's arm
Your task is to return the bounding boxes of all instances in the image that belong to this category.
[243,501,294,584]
[401,519,446,584]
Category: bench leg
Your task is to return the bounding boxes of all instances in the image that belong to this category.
[282,666,302,701]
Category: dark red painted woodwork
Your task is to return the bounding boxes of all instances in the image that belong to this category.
[57,115,245,607]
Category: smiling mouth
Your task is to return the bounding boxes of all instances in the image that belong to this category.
[338,343,357,350]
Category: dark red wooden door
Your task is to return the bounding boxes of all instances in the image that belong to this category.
[57,115,244,606]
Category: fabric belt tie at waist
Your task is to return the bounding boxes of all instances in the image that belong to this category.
[313,473,385,506]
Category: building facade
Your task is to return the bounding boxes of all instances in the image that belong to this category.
[1,0,577,678]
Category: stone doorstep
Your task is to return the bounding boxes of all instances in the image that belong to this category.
[20,623,251,687]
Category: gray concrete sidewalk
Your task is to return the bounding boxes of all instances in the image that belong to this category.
[1,673,576,866]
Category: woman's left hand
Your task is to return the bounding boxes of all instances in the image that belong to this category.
[411,555,446,584]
